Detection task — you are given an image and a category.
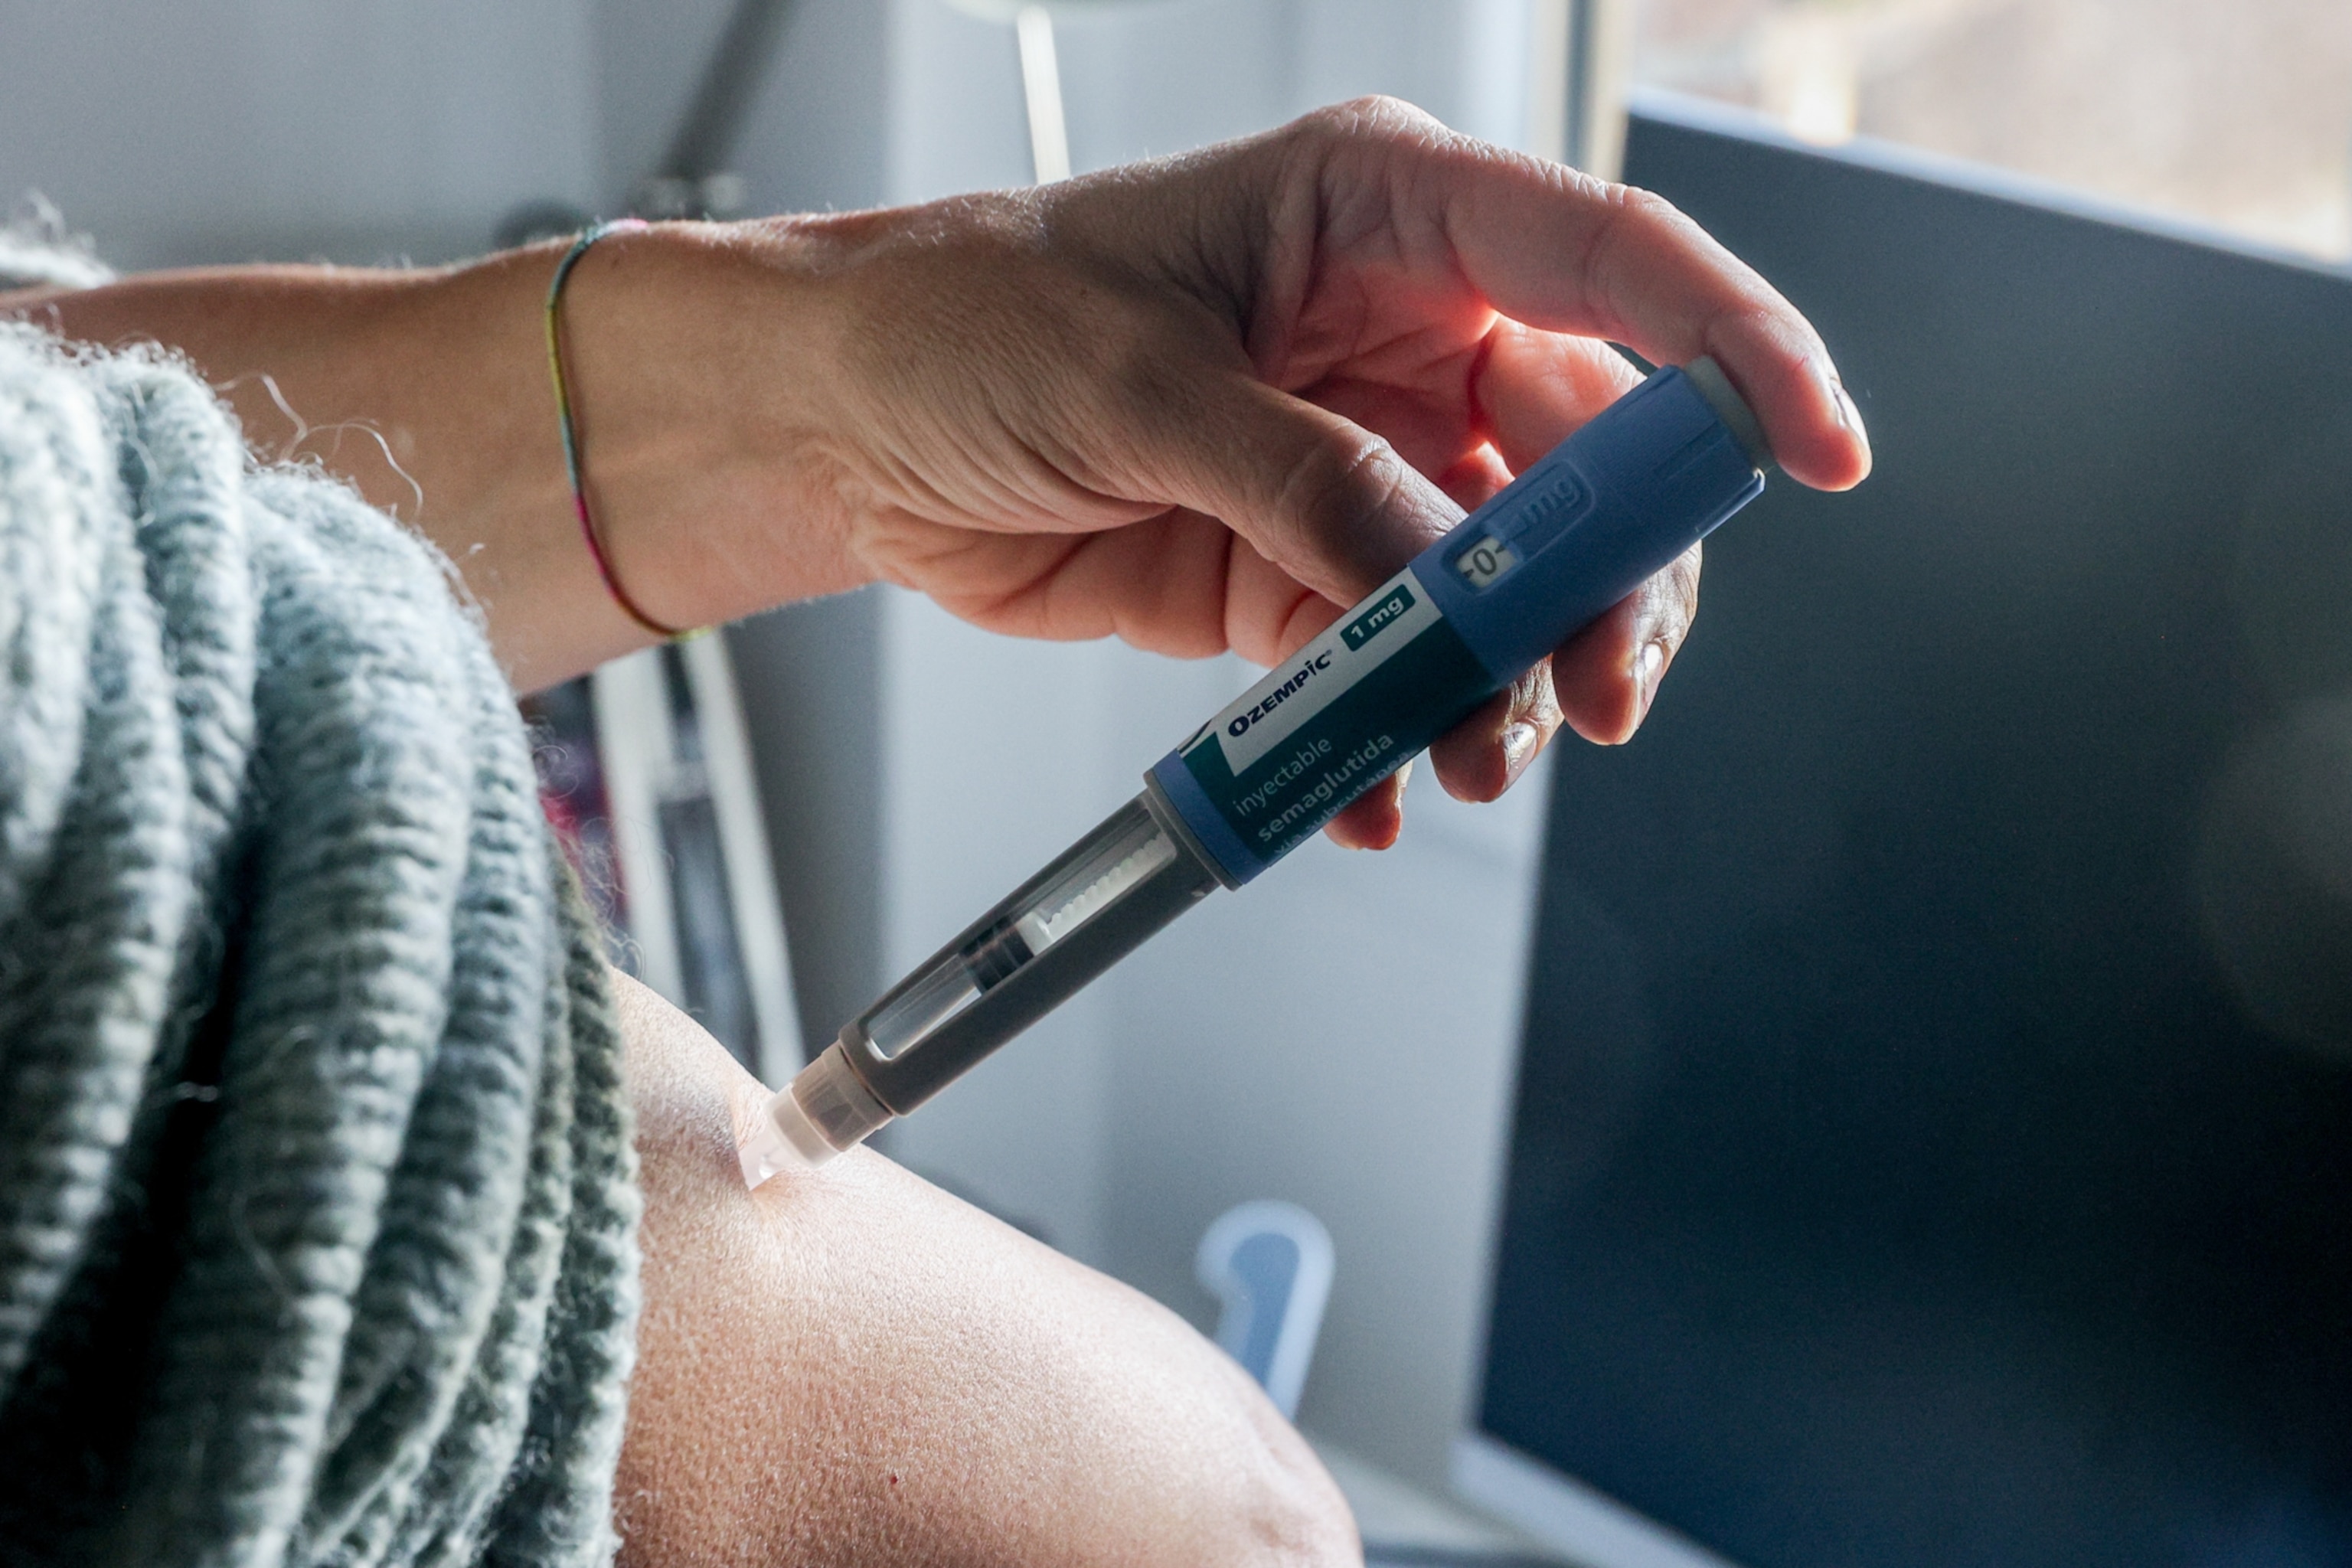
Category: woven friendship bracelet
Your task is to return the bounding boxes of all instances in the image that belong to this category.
[545,218,692,639]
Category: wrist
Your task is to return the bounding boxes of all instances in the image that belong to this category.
[549,216,871,640]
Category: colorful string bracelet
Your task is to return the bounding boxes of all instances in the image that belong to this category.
[544,218,692,639]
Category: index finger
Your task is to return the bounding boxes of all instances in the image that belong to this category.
[1351,111,1870,491]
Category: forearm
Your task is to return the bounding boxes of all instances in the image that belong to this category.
[14,223,864,691]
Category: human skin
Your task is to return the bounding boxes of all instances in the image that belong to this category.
[10,97,1870,1563]
[616,973,1357,1566]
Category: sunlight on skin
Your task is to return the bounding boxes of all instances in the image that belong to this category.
[612,973,1358,1568]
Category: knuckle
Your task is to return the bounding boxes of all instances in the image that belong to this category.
[1276,430,1404,547]
[1514,661,1564,727]
[1589,184,1697,267]
[1300,94,1443,149]
[1617,183,1677,221]
[1673,539,1704,599]
[1663,541,1704,636]
[1611,184,1695,243]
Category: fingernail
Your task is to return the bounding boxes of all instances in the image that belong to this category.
[1834,381,1869,452]
[1499,723,1540,787]
[1633,642,1668,730]
[1338,761,1410,849]
[1369,760,1410,851]
[1815,357,1870,453]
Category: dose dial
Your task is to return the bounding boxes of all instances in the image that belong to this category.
[1453,536,1520,591]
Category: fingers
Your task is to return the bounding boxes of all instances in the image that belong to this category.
[1324,763,1411,851]
[1281,337,1713,844]
[1222,533,1344,668]
[1402,541,1702,841]
[1325,331,1686,821]
[1550,541,1704,746]
[1298,102,1870,491]
[1428,669,1563,804]
[1472,323,1645,472]
[1322,539,1698,848]
[1454,165,1868,488]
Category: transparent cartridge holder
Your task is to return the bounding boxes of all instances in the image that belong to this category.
[741,790,1222,1187]
[867,804,1177,1059]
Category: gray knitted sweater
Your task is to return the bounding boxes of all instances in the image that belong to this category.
[0,245,639,1566]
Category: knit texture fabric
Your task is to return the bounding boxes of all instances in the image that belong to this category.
[0,320,639,1566]
[0,204,113,292]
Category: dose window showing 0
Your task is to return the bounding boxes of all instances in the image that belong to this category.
[1454,536,1519,591]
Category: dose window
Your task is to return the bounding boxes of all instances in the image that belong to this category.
[1454,536,1519,591]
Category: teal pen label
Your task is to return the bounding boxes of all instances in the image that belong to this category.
[1177,566,1495,864]
[1341,584,1417,649]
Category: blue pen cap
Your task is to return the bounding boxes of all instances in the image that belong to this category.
[1415,361,1767,684]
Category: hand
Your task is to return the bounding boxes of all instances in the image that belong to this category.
[667,96,1870,847]
[29,96,1870,851]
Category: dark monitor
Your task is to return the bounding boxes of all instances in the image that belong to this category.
[1462,94,2352,1568]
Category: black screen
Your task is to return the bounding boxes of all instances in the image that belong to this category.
[1478,101,2352,1568]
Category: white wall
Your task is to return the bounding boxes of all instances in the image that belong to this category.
[0,0,890,268]
[594,0,890,217]
[885,0,1541,201]
[0,0,599,269]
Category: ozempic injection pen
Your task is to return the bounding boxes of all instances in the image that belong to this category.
[740,355,1774,1187]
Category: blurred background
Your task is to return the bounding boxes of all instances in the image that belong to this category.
[8,0,2346,268]
[1642,0,2352,259]
[7,3,2350,1559]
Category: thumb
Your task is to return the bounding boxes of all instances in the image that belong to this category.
[1132,371,1464,611]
